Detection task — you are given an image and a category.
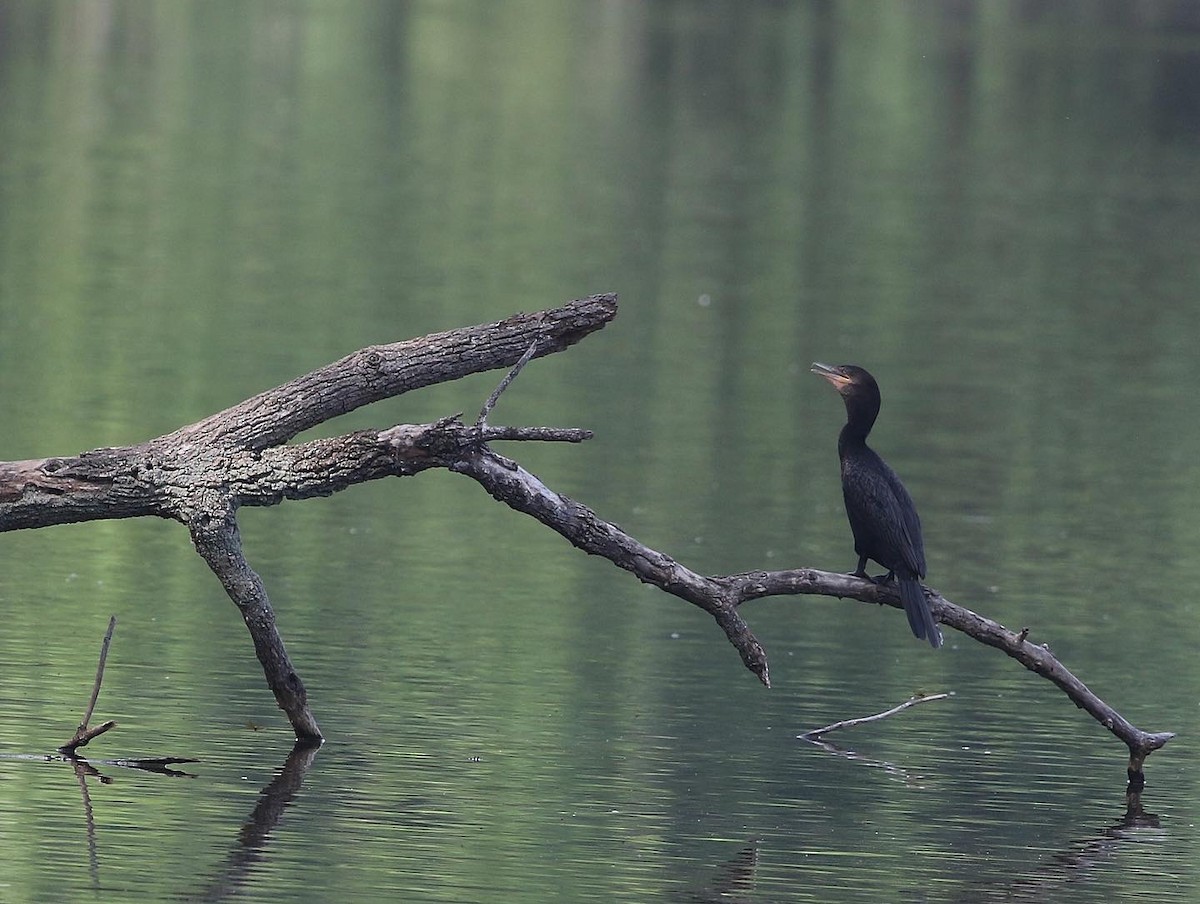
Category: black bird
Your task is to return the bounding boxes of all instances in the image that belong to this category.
[811,363,942,648]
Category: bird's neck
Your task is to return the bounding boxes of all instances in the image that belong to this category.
[838,398,878,450]
[837,423,871,458]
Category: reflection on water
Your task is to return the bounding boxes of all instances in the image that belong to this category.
[952,793,1165,903]
[0,734,1166,902]
[0,630,1184,902]
[2,0,1200,901]
[194,743,321,903]
[1,738,1168,903]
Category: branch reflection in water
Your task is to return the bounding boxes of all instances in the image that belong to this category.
[0,751,200,894]
[687,841,760,903]
[192,741,322,903]
[954,794,1163,902]
[21,742,1166,902]
[675,800,1161,903]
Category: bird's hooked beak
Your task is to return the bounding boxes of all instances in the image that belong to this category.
[811,362,852,390]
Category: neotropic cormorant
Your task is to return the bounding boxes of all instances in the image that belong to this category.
[811,363,942,649]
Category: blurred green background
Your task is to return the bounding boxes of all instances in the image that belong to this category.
[1,1,1199,901]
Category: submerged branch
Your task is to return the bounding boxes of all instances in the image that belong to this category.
[733,568,1174,768]
[188,505,322,743]
[798,693,954,741]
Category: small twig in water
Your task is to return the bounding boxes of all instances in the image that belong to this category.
[62,721,118,753]
[798,692,954,741]
[477,338,540,426]
[59,615,118,755]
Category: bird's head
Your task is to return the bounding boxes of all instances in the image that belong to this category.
[810,363,878,397]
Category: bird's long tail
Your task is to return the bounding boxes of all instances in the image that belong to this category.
[899,576,943,649]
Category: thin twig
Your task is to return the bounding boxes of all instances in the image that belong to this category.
[477,338,540,426]
[798,692,954,741]
[80,615,117,731]
[59,616,117,754]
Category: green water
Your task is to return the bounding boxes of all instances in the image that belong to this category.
[2,1,1199,901]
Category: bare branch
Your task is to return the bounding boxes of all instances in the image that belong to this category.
[59,615,118,755]
[79,616,116,734]
[451,447,771,686]
[188,504,322,743]
[478,337,540,426]
[0,295,617,533]
[799,693,954,741]
[176,296,613,451]
[441,442,1172,771]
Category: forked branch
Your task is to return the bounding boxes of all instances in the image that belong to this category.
[432,432,1173,779]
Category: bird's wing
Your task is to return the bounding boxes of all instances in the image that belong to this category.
[842,458,926,579]
[889,472,926,578]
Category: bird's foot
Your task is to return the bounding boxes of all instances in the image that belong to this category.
[850,569,895,585]
[849,557,896,584]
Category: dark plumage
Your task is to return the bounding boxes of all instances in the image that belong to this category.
[811,363,942,648]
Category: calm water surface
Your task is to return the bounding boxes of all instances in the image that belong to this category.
[2,1,1200,901]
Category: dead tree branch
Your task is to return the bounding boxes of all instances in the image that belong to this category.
[432,432,1174,780]
[1,295,618,743]
[60,615,119,755]
[188,502,323,742]
[0,292,1173,783]
[478,337,540,426]
[798,693,954,741]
